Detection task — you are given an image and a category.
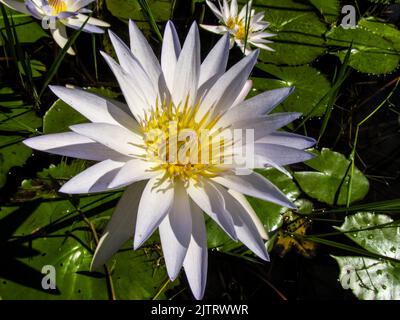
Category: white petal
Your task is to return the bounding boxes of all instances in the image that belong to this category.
[231,80,252,107]
[172,22,200,107]
[218,186,269,261]
[212,172,295,208]
[222,0,230,19]
[59,159,124,194]
[216,87,295,128]
[129,20,165,94]
[134,175,174,249]
[237,112,302,140]
[228,190,268,240]
[76,13,110,27]
[49,86,137,131]
[238,0,251,19]
[159,182,192,280]
[187,178,237,240]
[161,21,181,93]
[108,30,159,110]
[198,33,229,89]
[108,159,160,189]
[254,143,315,166]
[23,132,129,161]
[69,123,144,157]
[205,0,223,20]
[50,23,75,55]
[63,16,104,34]
[199,24,227,35]
[70,0,95,10]
[183,200,208,300]
[252,42,274,52]
[197,50,259,121]
[100,51,150,120]
[257,132,316,149]
[91,181,147,269]
[1,0,30,14]
[230,0,238,17]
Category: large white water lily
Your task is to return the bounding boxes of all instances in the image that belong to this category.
[0,0,110,55]
[201,0,275,55]
[23,20,315,299]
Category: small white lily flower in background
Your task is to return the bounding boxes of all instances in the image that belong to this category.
[23,21,315,299]
[0,0,110,55]
[201,0,275,55]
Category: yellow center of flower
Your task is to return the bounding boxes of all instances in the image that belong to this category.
[48,0,68,15]
[226,17,248,40]
[140,99,229,181]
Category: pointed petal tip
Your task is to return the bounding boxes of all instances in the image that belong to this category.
[193,290,205,300]
[261,251,271,262]
[133,236,145,250]
[89,259,100,272]
[22,137,34,149]
[58,185,70,194]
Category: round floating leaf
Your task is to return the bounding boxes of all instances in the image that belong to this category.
[16,160,87,201]
[0,190,177,299]
[0,10,47,45]
[0,136,32,188]
[43,99,87,134]
[0,88,42,132]
[0,88,41,188]
[106,0,172,23]
[326,20,400,74]
[294,148,370,206]
[333,256,400,300]
[253,64,331,117]
[333,212,400,300]
[250,0,327,65]
[43,88,123,134]
[112,245,177,300]
[337,212,400,259]
[308,0,340,23]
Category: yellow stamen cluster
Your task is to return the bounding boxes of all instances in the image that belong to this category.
[48,0,68,15]
[226,17,248,40]
[140,98,227,181]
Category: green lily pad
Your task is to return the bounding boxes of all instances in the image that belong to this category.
[0,136,32,188]
[0,88,42,132]
[16,160,88,201]
[0,191,177,299]
[337,212,400,259]
[251,0,327,65]
[333,212,400,300]
[106,0,172,23]
[0,88,41,188]
[308,0,340,23]
[294,148,370,206]
[0,9,47,45]
[326,19,400,75]
[333,256,400,300]
[44,88,122,134]
[253,64,331,117]
[43,99,87,134]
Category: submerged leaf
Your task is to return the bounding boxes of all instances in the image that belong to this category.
[333,212,400,300]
